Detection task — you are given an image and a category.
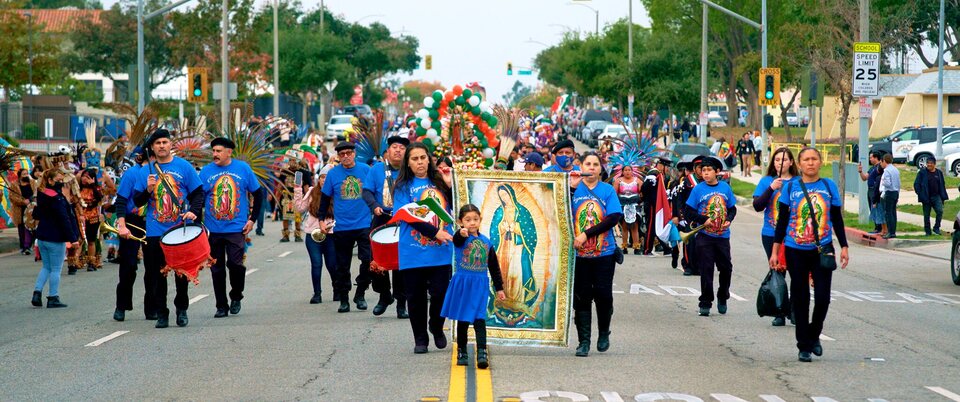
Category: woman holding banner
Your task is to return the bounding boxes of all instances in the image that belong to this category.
[392,143,455,354]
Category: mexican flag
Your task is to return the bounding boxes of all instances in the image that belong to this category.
[550,94,570,114]
[387,197,454,226]
[654,174,675,244]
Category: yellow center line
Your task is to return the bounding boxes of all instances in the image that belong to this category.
[476,349,493,402]
[448,345,467,402]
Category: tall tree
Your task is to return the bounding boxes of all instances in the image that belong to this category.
[502,80,532,106]
[0,8,62,102]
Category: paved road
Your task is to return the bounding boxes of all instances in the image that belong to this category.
[1,210,959,401]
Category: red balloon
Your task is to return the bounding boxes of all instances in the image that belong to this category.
[452,85,463,96]
[444,92,454,101]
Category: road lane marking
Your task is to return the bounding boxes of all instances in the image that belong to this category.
[819,334,835,341]
[278,251,292,258]
[245,268,259,276]
[927,387,960,401]
[729,292,747,301]
[476,346,493,402]
[448,346,467,402]
[84,331,129,347]
[188,294,209,304]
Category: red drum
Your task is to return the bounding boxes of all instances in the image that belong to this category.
[160,223,215,284]
[370,224,400,271]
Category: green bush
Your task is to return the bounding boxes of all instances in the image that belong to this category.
[23,123,40,140]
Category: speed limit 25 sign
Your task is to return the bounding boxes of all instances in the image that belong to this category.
[853,42,881,97]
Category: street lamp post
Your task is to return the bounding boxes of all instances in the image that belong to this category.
[273,0,280,117]
[568,2,598,35]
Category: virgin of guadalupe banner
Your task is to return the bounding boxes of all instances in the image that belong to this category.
[453,170,574,347]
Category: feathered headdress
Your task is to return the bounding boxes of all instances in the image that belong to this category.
[208,113,286,193]
[349,110,387,164]
[607,124,672,179]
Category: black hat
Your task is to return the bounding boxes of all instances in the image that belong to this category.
[145,129,171,149]
[677,161,692,171]
[552,139,575,154]
[210,137,236,149]
[386,136,410,148]
[334,142,356,152]
[658,157,673,167]
[691,155,706,166]
[701,156,723,171]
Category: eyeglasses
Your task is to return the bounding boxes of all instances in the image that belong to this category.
[338,150,354,156]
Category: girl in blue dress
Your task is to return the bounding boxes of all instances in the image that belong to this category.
[441,204,506,369]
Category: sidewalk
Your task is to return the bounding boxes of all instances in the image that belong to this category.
[729,165,957,231]
[0,229,20,255]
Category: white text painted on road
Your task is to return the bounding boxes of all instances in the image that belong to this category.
[188,294,208,304]
[927,386,960,401]
[84,331,129,347]
[245,268,259,276]
[278,251,292,258]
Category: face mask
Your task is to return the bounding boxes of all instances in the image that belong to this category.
[556,155,573,168]
[52,182,64,192]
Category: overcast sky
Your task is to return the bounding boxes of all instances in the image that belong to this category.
[107,0,651,103]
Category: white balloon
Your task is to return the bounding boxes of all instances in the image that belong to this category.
[482,147,495,159]
[479,101,491,112]
[419,109,431,120]
[468,96,480,107]
[423,98,435,109]
[420,118,432,129]
[426,128,438,138]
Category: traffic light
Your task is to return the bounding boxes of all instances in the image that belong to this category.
[425,55,432,70]
[507,62,513,76]
[187,67,208,103]
[758,67,781,106]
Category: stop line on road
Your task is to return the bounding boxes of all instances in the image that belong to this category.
[508,386,960,402]
[616,283,960,305]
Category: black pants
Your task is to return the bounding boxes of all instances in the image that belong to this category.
[682,228,699,274]
[696,235,732,308]
[17,222,31,250]
[333,228,372,299]
[457,319,487,350]
[143,236,190,315]
[115,216,147,312]
[642,204,656,254]
[209,232,247,310]
[882,191,899,236]
[574,255,616,333]
[370,215,405,305]
[403,265,451,347]
[785,246,833,353]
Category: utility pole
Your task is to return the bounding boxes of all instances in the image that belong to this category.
[857,0,870,223]
[628,0,633,128]
[273,0,280,117]
[760,0,768,167]
[319,0,324,32]
[936,0,945,169]
[137,0,145,113]
[700,3,708,143]
[221,0,230,133]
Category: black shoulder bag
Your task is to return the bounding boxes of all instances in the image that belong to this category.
[584,183,624,265]
[797,179,837,271]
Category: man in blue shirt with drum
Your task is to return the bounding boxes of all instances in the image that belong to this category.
[130,129,204,329]
[318,142,373,313]
[200,137,265,319]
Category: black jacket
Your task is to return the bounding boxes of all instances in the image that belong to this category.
[33,188,81,243]
[914,168,949,204]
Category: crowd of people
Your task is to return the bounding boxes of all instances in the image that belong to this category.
[10,104,866,366]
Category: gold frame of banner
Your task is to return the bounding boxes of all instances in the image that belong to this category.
[453,169,574,348]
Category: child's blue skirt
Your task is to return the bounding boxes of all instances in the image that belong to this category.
[440,269,491,322]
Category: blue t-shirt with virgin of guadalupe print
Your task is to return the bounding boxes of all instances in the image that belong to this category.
[685,181,737,239]
[753,175,786,238]
[780,178,842,251]
[321,163,372,232]
[571,181,622,258]
[393,177,454,270]
[200,160,261,234]
[135,157,203,237]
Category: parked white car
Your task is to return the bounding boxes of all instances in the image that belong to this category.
[906,129,960,166]
[944,151,960,177]
[325,114,354,141]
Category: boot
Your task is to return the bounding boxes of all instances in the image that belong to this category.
[31,290,42,307]
[597,331,611,352]
[67,266,78,275]
[456,348,468,366]
[294,229,304,243]
[176,309,189,327]
[294,235,303,242]
[574,310,591,357]
[309,292,322,304]
[396,300,409,319]
[476,348,489,369]
[338,296,350,313]
[46,296,68,308]
[372,293,394,316]
[354,289,368,310]
[596,305,612,352]
[280,229,290,242]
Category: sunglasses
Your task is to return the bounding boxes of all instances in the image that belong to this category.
[338,150,355,156]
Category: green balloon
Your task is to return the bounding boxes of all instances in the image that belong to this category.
[428,109,439,120]
[484,158,494,167]
[481,111,491,121]
[471,106,482,115]
[455,96,465,106]
[422,138,434,148]
[431,120,441,130]
[416,127,427,136]
[488,116,499,127]
[462,88,473,98]
[432,91,443,102]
